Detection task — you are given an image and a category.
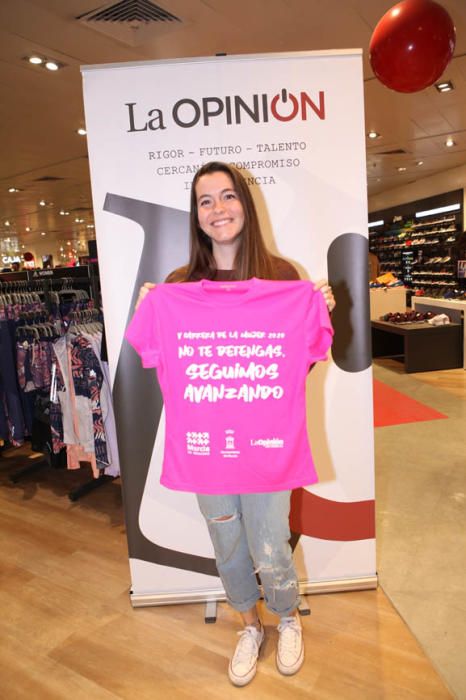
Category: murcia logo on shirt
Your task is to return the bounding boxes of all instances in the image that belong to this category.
[250,437,285,449]
[186,431,210,456]
[220,429,240,459]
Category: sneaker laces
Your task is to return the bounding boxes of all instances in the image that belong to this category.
[277,616,301,655]
[232,626,262,666]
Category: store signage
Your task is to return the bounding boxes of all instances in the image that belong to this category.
[2,255,22,264]
[32,269,53,277]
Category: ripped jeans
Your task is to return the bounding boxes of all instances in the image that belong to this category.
[196,491,300,617]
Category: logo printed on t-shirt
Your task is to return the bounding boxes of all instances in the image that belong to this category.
[220,429,240,459]
[186,431,210,456]
[250,437,284,448]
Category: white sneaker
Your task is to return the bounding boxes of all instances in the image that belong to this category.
[276,615,304,675]
[228,623,265,687]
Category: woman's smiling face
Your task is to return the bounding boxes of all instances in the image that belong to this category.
[195,171,245,246]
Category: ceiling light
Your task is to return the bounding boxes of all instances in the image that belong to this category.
[397,166,407,172]
[445,138,455,147]
[415,203,460,218]
[45,60,59,71]
[29,56,43,65]
[86,224,94,229]
[368,220,384,228]
[67,241,71,245]
[77,128,87,136]
[4,221,10,226]
[416,161,424,166]
[22,245,25,249]
[25,227,31,232]
[368,131,379,139]
[39,199,46,206]
[59,210,70,216]
[8,187,20,193]
[435,80,454,93]
[41,231,46,236]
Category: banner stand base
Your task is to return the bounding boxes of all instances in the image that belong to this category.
[205,600,217,624]
[129,575,378,608]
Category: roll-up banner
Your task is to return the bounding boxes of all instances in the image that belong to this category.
[81,51,376,606]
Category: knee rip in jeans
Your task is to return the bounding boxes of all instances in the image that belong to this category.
[208,511,239,523]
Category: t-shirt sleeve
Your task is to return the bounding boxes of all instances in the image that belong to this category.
[124,291,160,368]
[306,289,334,364]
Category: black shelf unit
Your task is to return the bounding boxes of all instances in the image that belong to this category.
[369,190,463,300]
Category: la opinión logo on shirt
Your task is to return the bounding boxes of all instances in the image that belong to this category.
[250,438,284,449]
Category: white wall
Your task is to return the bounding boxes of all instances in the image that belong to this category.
[369,163,466,219]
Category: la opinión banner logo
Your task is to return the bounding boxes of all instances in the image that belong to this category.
[125,88,325,132]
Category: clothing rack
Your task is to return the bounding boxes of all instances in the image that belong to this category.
[0,267,115,500]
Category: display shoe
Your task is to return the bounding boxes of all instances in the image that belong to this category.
[276,615,304,676]
[228,623,265,687]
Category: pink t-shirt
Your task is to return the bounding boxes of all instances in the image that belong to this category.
[125,278,333,494]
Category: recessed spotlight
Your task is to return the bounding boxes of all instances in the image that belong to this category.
[22,245,25,249]
[435,80,454,93]
[445,137,455,147]
[416,161,424,166]
[368,131,380,139]
[77,128,87,136]
[25,227,31,232]
[41,231,46,236]
[59,210,70,216]
[86,224,94,229]
[67,241,71,246]
[29,55,43,65]
[39,199,46,206]
[397,166,407,172]
[8,187,20,193]
[4,220,10,226]
[45,60,59,71]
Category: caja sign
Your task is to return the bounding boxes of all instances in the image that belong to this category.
[126,88,326,132]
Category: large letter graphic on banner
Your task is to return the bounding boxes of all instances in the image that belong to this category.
[328,233,372,373]
[104,193,218,576]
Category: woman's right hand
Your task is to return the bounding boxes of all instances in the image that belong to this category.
[135,282,156,310]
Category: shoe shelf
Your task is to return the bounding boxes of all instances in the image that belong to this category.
[369,210,462,296]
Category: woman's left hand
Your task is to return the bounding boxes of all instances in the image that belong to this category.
[314,279,336,313]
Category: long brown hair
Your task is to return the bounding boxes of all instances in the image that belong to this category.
[174,162,275,282]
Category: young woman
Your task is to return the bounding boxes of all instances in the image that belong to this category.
[135,161,335,687]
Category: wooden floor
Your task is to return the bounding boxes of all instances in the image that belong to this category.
[0,446,452,699]
[374,360,466,399]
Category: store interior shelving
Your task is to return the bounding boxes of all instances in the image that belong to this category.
[369,190,464,300]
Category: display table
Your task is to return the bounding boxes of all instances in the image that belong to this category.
[369,286,407,320]
[371,320,463,373]
[412,297,466,369]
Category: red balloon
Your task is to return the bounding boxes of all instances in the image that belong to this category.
[369,0,456,93]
